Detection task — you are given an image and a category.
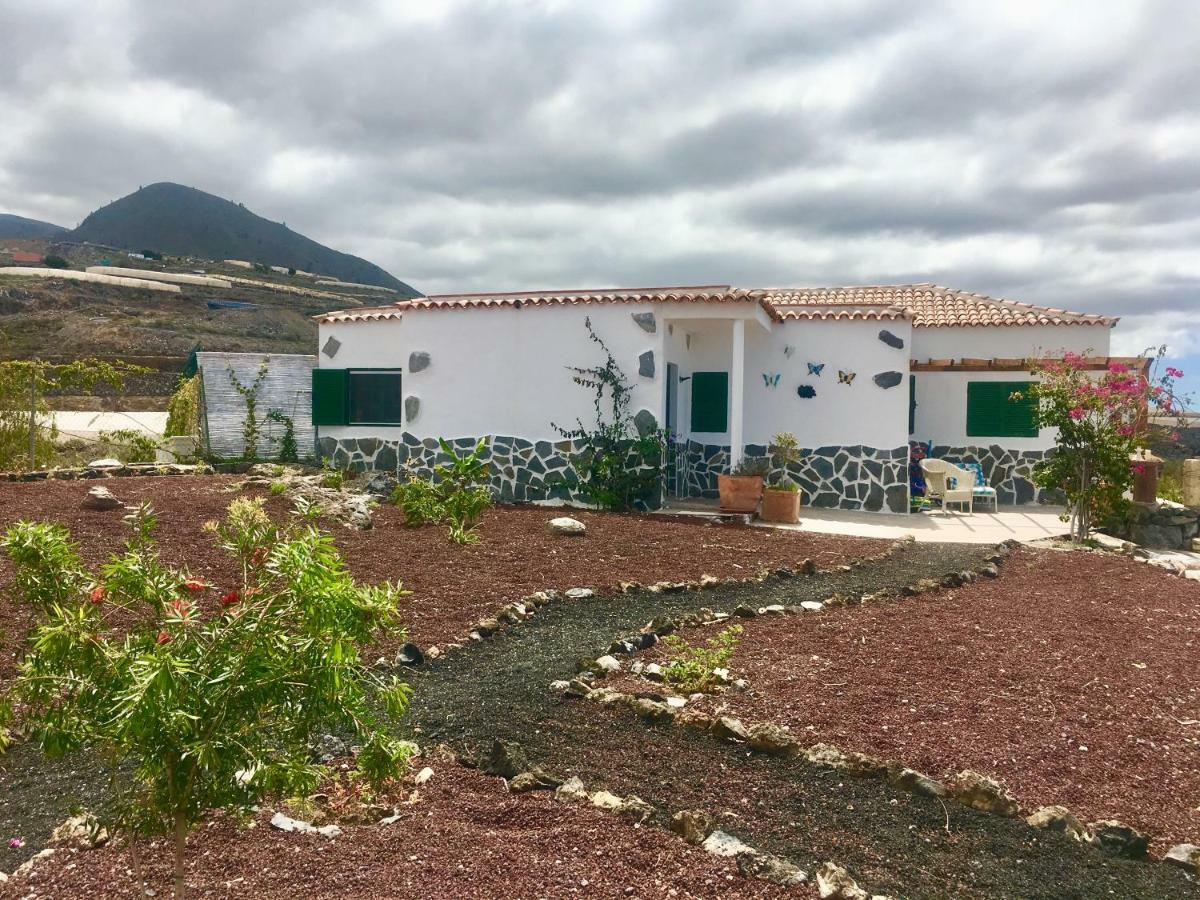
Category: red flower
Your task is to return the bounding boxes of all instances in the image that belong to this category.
[156,630,171,646]
[89,585,106,605]
[182,577,207,593]
[220,589,240,608]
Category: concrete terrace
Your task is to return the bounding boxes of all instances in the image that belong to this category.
[658,500,1071,545]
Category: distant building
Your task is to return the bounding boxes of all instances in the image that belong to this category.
[10,251,41,264]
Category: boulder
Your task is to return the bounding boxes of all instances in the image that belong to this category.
[564,587,595,600]
[1025,805,1087,840]
[554,776,589,803]
[711,716,750,742]
[49,813,108,849]
[670,809,716,845]
[816,862,869,900]
[747,723,800,756]
[737,850,808,887]
[1164,843,1200,873]
[269,812,342,838]
[891,767,947,798]
[413,766,434,786]
[643,662,665,682]
[509,768,562,793]
[483,739,529,779]
[615,794,654,824]
[395,642,425,666]
[593,655,622,675]
[363,472,398,496]
[1089,820,1150,859]
[589,790,624,811]
[947,770,1019,817]
[702,830,755,857]
[311,733,348,763]
[81,485,123,510]
[547,516,587,536]
[87,458,123,468]
[12,848,55,880]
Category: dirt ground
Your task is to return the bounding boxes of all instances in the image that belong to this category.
[626,547,1200,851]
[0,760,795,900]
[0,475,887,674]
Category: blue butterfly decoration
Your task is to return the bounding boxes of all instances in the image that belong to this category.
[762,372,781,388]
[807,362,825,376]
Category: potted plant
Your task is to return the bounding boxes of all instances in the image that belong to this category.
[718,456,768,513]
[761,432,802,523]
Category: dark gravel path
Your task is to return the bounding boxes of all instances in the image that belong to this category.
[407,541,1200,900]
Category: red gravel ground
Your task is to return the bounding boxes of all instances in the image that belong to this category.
[0,476,887,673]
[636,548,1200,850]
[0,760,800,899]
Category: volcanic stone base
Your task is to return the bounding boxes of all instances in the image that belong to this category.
[926,444,1054,505]
[1115,502,1200,550]
[317,434,662,508]
[683,441,909,513]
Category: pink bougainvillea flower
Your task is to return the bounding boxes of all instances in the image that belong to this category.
[89,585,106,605]
[1068,406,1086,420]
[156,630,172,646]
[9,837,24,849]
[1165,366,1184,378]
[182,577,207,592]
[219,589,240,608]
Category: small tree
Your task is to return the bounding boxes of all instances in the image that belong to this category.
[42,254,69,269]
[0,357,149,470]
[392,437,493,544]
[553,318,663,510]
[1,498,413,899]
[1025,350,1188,541]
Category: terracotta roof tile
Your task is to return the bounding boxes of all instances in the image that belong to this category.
[314,306,403,324]
[316,283,1116,329]
[762,284,1116,328]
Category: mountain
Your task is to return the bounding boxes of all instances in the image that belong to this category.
[70,183,417,294]
[0,213,68,240]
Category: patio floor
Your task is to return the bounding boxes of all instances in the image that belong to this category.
[658,499,1071,545]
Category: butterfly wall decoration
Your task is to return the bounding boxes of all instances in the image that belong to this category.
[807,362,825,376]
[838,370,856,385]
[783,345,795,358]
[762,372,781,388]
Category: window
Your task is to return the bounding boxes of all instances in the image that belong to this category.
[966,380,1037,438]
[311,368,403,426]
[690,371,728,433]
[348,370,403,424]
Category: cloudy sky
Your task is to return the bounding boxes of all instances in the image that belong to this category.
[0,0,1196,390]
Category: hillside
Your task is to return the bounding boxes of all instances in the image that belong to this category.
[0,213,68,240]
[70,183,417,294]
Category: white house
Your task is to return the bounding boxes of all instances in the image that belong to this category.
[312,284,1122,511]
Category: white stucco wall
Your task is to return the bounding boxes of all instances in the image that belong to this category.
[911,324,1111,360]
[318,304,664,442]
[912,370,1051,450]
[660,315,911,449]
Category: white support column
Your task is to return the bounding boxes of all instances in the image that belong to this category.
[729,318,745,470]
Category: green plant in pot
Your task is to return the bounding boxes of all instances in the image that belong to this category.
[761,432,802,523]
[717,455,769,513]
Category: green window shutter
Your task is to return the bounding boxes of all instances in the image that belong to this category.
[690,371,729,433]
[312,368,348,425]
[966,381,1037,438]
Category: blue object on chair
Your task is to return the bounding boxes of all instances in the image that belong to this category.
[960,461,998,510]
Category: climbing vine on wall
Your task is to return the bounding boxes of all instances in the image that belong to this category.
[266,409,299,463]
[227,361,269,460]
[554,317,663,511]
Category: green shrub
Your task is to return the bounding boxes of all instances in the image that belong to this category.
[1,498,412,899]
[164,374,201,438]
[661,624,743,693]
[42,254,69,269]
[97,428,158,463]
[769,432,802,490]
[391,438,492,544]
[320,459,346,490]
[269,480,288,496]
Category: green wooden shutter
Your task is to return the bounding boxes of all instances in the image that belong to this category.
[312,368,348,425]
[690,371,729,433]
[966,381,1037,438]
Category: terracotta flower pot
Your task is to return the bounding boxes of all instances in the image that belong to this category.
[761,488,801,524]
[718,474,763,513]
